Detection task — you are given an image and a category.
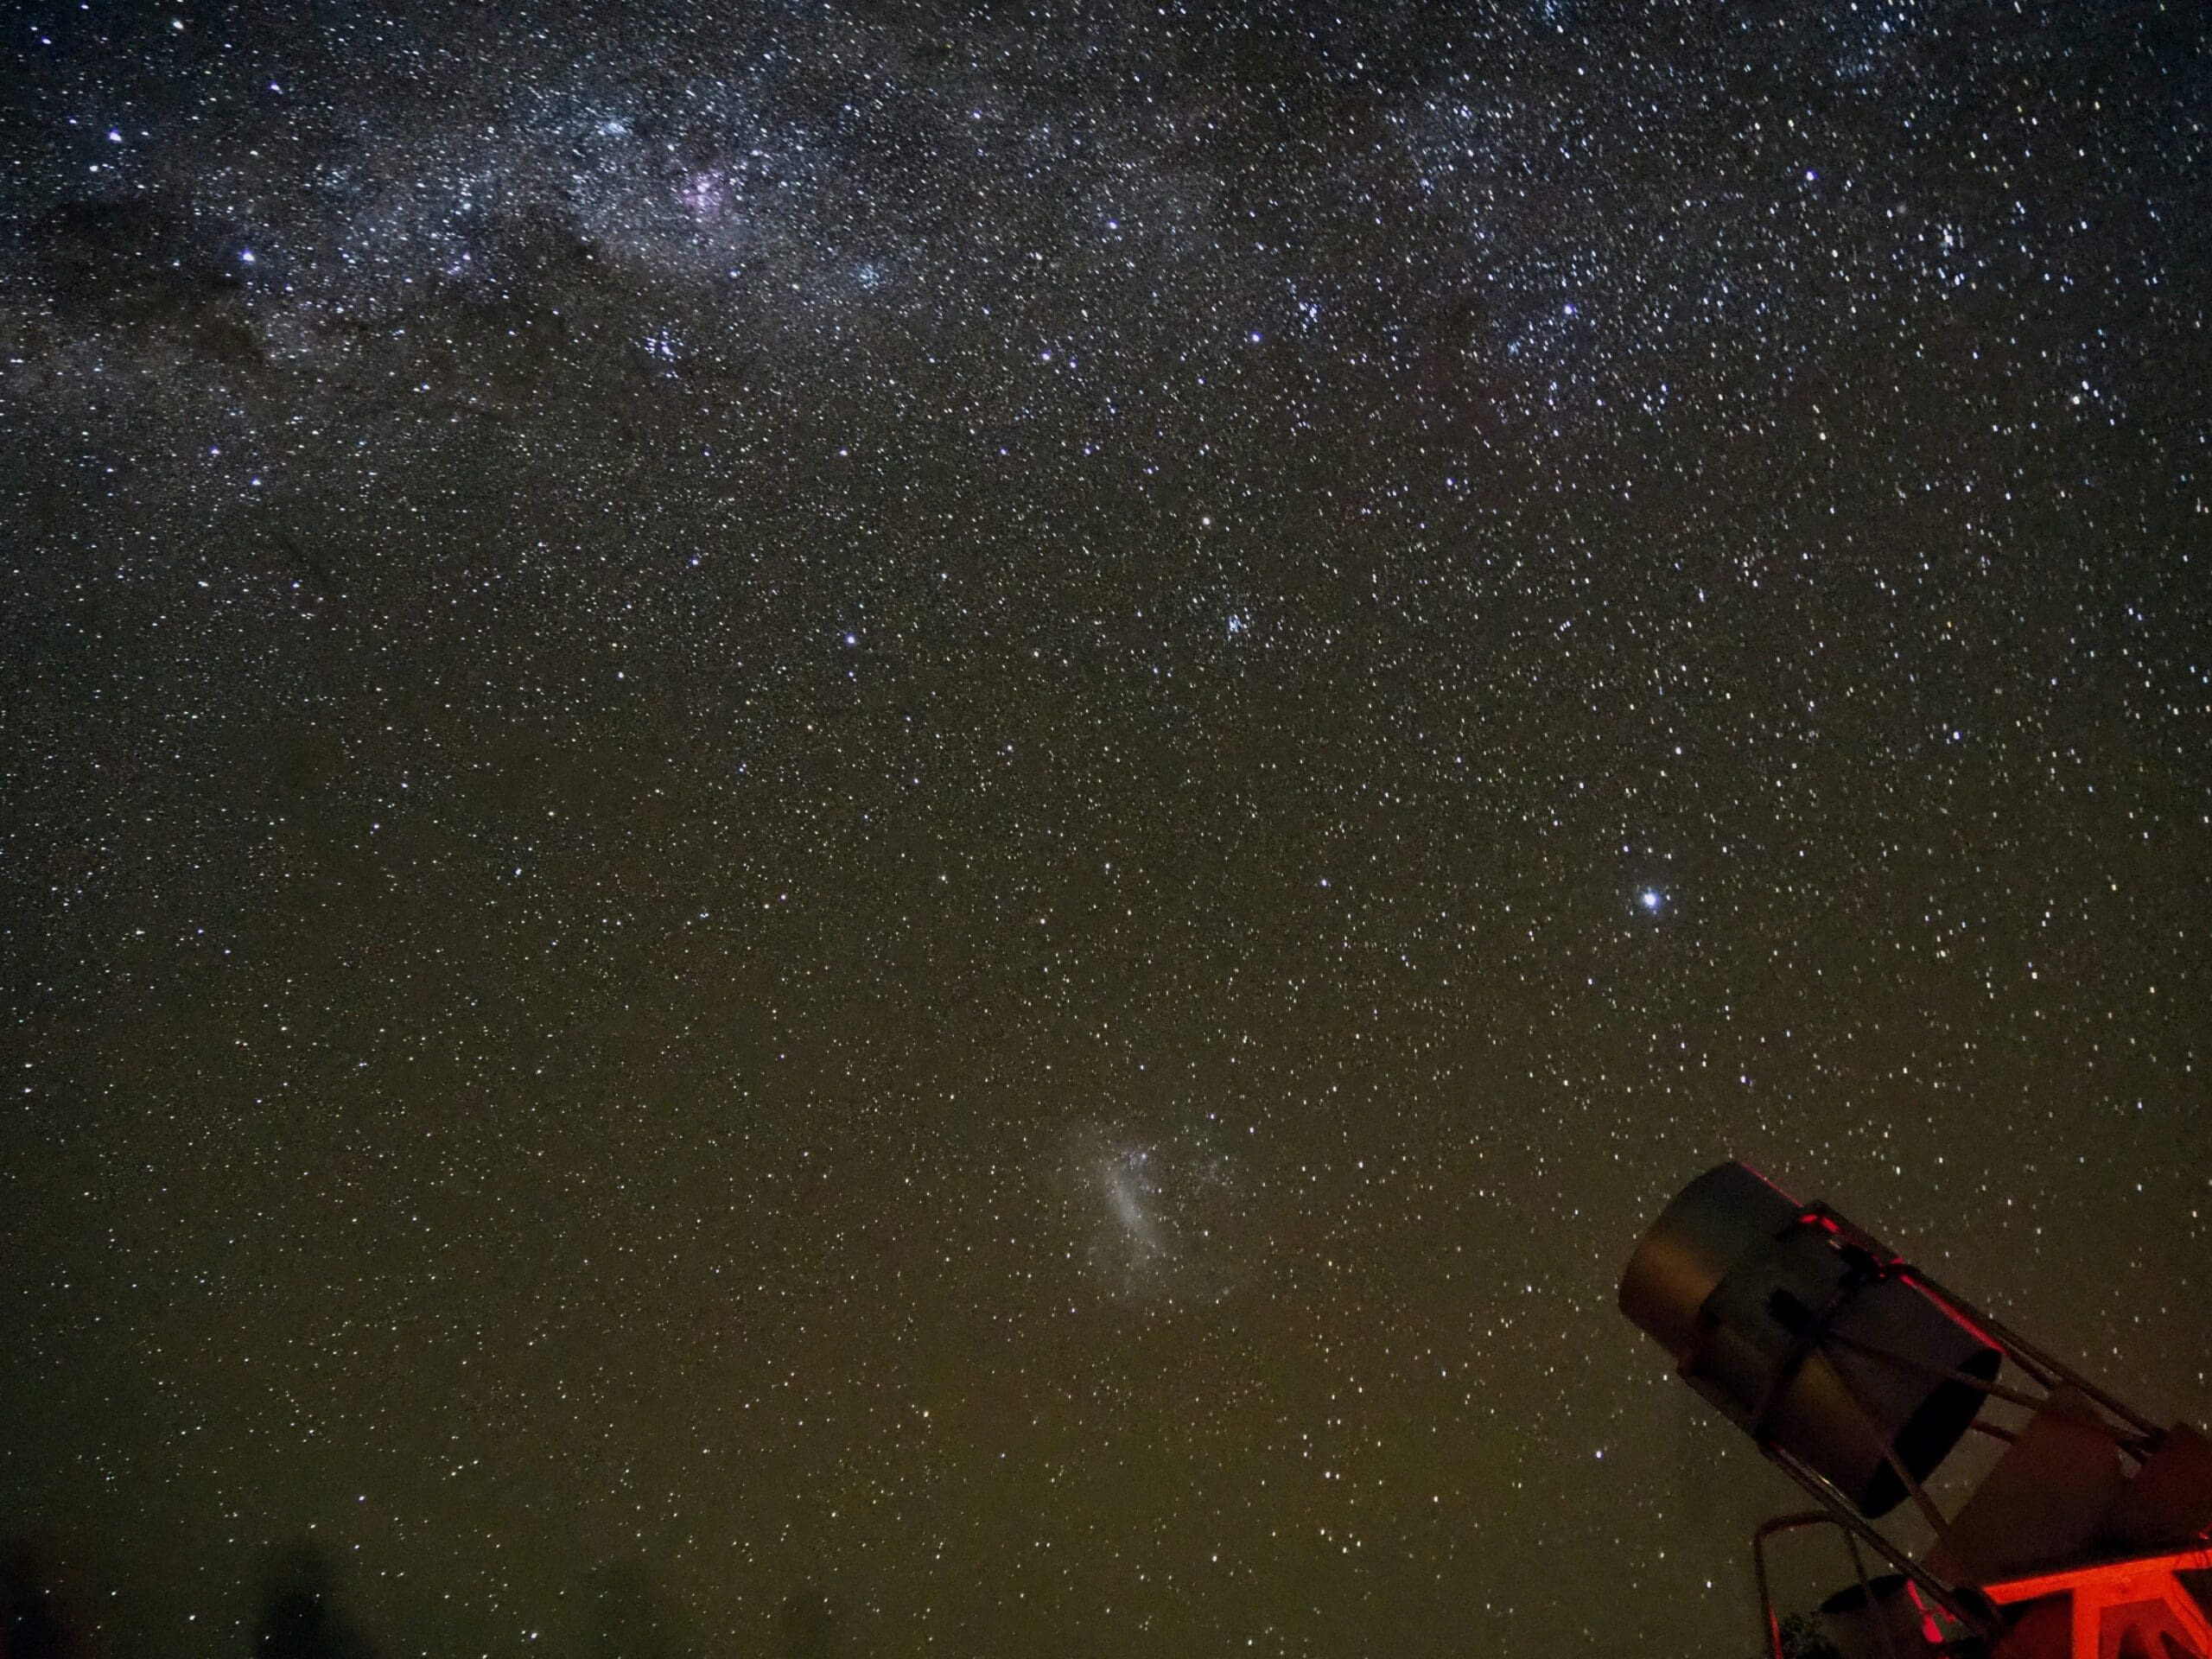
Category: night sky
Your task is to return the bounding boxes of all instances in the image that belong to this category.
[3,2,2209,1655]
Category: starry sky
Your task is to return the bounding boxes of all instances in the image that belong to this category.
[3,2,2209,1655]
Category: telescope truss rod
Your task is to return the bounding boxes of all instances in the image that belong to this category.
[1822,1328,2159,1452]
[1901,1265,2164,1443]
[1759,1441,2000,1643]
[1751,1513,1835,1659]
[1802,1205,2161,1441]
[1840,1528,1910,1659]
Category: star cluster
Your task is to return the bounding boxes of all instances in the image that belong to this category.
[2,3,2207,1656]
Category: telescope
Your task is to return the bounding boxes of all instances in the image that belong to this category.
[1619,1162,2212,1659]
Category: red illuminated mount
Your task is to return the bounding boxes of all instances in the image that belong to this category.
[1980,1547,2212,1659]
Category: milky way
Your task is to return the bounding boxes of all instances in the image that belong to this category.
[3,3,2208,1656]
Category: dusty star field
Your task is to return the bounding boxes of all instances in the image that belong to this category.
[2,2,2209,1655]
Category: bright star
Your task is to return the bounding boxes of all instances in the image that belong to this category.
[1640,888,1663,912]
